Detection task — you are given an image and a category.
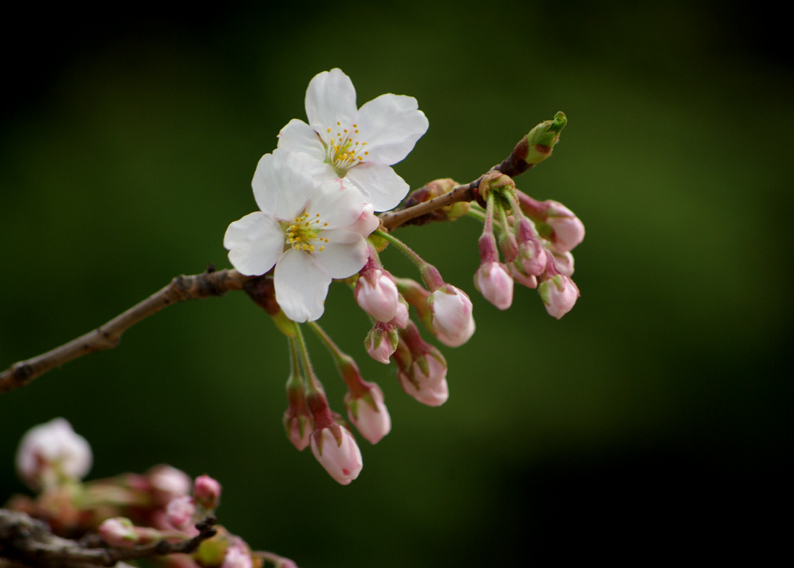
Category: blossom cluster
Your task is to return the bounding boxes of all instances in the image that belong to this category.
[223,70,585,485]
[7,418,295,568]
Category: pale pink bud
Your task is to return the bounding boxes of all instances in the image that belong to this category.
[16,418,92,490]
[509,263,538,289]
[390,298,410,328]
[148,465,192,504]
[193,475,221,510]
[310,426,363,485]
[474,262,514,310]
[222,545,253,568]
[399,352,449,407]
[99,517,139,547]
[345,384,391,444]
[552,251,575,276]
[365,323,398,364]
[355,269,401,322]
[515,218,547,276]
[546,202,585,252]
[165,495,195,529]
[429,285,475,347]
[284,412,312,451]
[539,274,580,319]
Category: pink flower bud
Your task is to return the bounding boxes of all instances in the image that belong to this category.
[474,261,514,310]
[429,285,475,347]
[539,274,580,319]
[283,412,312,451]
[310,425,363,485]
[148,465,192,505]
[99,517,139,547]
[509,263,538,289]
[365,323,399,364]
[390,298,410,328]
[515,218,547,277]
[355,269,401,322]
[222,544,253,568]
[193,475,221,510]
[345,384,391,444]
[399,350,449,407]
[165,495,195,529]
[552,251,575,276]
[16,418,92,490]
[546,202,585,252]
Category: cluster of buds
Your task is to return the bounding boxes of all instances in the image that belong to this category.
[7,418,295,568]
[229,72,583,486]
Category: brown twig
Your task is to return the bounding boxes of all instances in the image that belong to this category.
[0,268,254,394]
[0,510,217,568]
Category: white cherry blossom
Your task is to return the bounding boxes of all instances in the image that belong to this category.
[224,150,378,322]
[278,68,429,212]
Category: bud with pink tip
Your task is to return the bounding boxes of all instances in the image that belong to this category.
[509,263,538,289]
[545,202,585,253]
[475,261,514,310]
[395,323,450,406]
[365,322,399,364]
[355,267,402,323]
[99,517,139,547]
[552,251,575,277]
[307,389,363,485]
[16,418,92,490]
[345,383,391,444]
[193,475,221,511]
[429,285,475,347]
[310,425,363,485]
[514,218,547,277]
[539,274,580,319]
[166,495,196,529]
[148,465,192,505]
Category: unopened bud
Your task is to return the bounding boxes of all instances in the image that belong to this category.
[310,425,363,485]
[16,418,92,491]
[166,495,196,529]
[429,285,475,347]
[539,274,580,319]
[193,475,221,511]
[345,383,391,444]
[99,517,139,548]
[148,465,192,505]
[545,202,585,253]
[222,544,253,568]
[475,261,514,310]
[365,323,399,364]
[524,111,566,165]
[355,268,402,322]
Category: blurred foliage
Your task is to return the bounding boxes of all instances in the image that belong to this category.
[2,1,791,565]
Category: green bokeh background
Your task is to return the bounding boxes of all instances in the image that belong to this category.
[2,1,791,565]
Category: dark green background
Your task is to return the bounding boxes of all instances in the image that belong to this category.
[2,1,791,565]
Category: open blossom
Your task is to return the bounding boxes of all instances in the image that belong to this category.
[310,426,363,485]
[16,418,92,490]
[278,68,429,212]
[224,149,378,322]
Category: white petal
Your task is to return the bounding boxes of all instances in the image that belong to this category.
[224,212,285,276]
[345,162,410,212]
[305,69,357,135]
[277,119,328,164]
[315,229,368,279]
[308,178,367,231]
[274,248,332,322]
[356,94,428,165]
[252,150,315,220]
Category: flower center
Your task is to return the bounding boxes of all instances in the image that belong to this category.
[284,212,330,253]
[324,121,369,176]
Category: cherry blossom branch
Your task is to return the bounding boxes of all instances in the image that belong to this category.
[0,510,217,568]
[0,268,253,394]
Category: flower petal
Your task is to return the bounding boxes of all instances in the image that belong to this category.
[307,178,367,231]
[224,212,284,276]
[315,229,369,279]
[274,248,332,322]
[356,94,428,165]
[252,150,315,219]
[305,69,357,136]
[277,119,328,165]
[345,162,410,212]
